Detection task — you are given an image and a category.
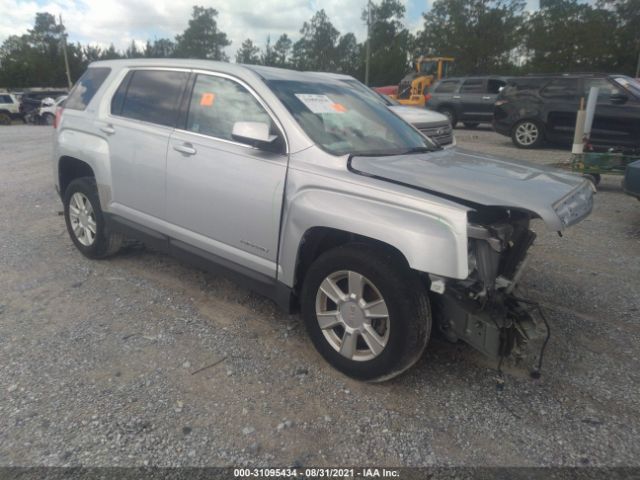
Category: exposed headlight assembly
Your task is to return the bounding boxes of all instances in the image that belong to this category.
[553,180,594,228]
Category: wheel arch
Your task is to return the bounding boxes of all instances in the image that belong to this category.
[292,227,411,295]
[278,189,469,291]
[56,130,113,207]
[58,156,95,197]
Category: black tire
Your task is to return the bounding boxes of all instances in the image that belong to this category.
[511,119,544,149]
[584,173,601,187]
[63,177,122,259]
[0,113,10,125]
[464,122,479,129]
[300,244,431,382]
[43,113,54,125]
[438,107,457,128]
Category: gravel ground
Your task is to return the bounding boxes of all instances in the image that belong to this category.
[0,124,639,468]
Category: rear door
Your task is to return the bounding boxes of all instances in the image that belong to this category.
[457,78,487,122]
[540,78,580,143]
[102,69,190,223]
[164,72,288,279]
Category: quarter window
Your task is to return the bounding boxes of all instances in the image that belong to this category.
[185,74,282,151]
[113,70,188,127]
[65,67,110,111]
[0,95,13,103]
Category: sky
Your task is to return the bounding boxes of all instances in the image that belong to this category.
[0,0,540,56]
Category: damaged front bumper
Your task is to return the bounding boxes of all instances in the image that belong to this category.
[430,211,546,362]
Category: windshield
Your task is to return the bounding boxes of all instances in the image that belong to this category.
[419,61,438,75]
[267,79,435,156]
[613,76,640,98]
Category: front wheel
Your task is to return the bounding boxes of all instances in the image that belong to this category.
[511,120,544,149]
[63,177,123,259]
[301,244,431,382]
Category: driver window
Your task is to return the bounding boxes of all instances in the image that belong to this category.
[582,78,622,102]
[186,74,280,149]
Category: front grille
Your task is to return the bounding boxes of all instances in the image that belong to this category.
[416,123,454,146]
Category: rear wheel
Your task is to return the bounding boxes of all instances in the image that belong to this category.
[43,113,54,125]
[63,177,122,259]
[301,244,431,382]
[464,122,479,129]
[512,120,544,149]
[0,113,10,125]
[438,107,457,128]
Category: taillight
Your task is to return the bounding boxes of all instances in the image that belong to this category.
[54,106,63,129]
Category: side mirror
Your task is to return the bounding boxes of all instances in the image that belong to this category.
[609,92,628,104]
[231,121,277,146]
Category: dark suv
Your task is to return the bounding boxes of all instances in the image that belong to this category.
[493,74,640,149]
[427,76,510,128]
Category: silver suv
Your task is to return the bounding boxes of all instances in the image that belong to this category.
[53,60,594,381]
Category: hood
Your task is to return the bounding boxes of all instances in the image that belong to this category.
[388,105,449,125]
[350,148,594,231]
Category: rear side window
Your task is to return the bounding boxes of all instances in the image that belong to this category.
[540,78,578,98]
[0,95,13,103]
[112,70,188,127]
[434,80,459,93]
[460,79,485,93]
[65,67,111,111]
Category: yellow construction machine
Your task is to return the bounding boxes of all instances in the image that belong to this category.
[389,56,454,108]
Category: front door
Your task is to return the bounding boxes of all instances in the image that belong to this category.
[165,73,288,279]
[582,77,640,148]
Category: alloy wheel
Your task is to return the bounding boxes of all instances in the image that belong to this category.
[68,192,97,246]
[515,121,539,146]
[315,270,390,362]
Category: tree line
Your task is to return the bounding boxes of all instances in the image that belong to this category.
[1,0,638,90]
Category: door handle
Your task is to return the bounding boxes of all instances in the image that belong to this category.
[482,96,492,100]
[100,125,115,135]
[453,95,461,99]
[173,143,197,156]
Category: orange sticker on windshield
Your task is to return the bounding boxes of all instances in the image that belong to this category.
[331,103,347,112]
[200,93,216,106]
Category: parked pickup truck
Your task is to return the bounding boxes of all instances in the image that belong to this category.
[53,60,594,381]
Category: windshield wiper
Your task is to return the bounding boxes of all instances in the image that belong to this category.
[393,146,439,155]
